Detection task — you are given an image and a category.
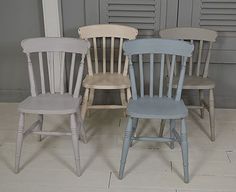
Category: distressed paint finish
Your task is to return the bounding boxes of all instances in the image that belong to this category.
[119,38,193,183]
[15,37,89,175]
[78,24,138,119]
[159,27,217,141]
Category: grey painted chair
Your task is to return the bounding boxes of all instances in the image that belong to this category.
[159,28,217,141]
[15,37,90,176]
[119,38,194,183]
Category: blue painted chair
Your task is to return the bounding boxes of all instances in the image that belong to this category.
[118,38,194,183]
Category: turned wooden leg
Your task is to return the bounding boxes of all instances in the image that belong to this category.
[81,88,89,120]
[70,113,81,176]
[209,89,215,141]
[119,117,133,179]
[126,88,131,102]
[120,89,127,106]
[87,89,95,117]
[199,90,205,119]
[170,119,175,149]
[15,113,25,173]
[78,112,87,143]
[180,118,189,183]
[159,119,166,137]
[38,114,43,142]
[130,118,138,147]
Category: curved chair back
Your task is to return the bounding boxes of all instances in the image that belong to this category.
[21,37,90,97]
[79,24,138,76]
[123,38,194,101]
[159,27,217,78]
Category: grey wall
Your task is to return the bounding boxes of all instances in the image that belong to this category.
[0,0,44,101]
[0,0,236,108]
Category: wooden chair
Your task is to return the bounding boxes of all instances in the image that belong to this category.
[78,24,138,119]
[15,37,90,176]
[119,38,194,183]
[159,27,217,141]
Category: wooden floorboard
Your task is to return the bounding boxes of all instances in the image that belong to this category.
[0,103,235,191]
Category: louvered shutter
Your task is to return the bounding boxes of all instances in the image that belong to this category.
[100,0,161,37]
[192,0,236,63]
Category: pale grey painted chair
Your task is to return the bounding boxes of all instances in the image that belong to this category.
[15,37,90,176]
[119,38,194,183]
[159,28,217,141]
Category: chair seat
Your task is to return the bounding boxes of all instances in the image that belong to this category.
[83,73,130,89]
[172,76,215,89]
[18,93,81,115]
[127,96,188,119]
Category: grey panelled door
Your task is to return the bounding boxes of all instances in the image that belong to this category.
[179,0,236,64]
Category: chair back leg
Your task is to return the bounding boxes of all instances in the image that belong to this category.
[170,119,176,149]
[209,89,215,141]
[37,114,43,142]
[15,113,25,173]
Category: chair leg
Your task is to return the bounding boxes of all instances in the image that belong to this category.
[130,118,138,147]
[70,113,81,176]
[81,88,89,120]
[126,88,131,102]
[120,89,127,116]
[180,118,189,183]
[170,119,175,149]
[159,119,166,137]
[78,112,87,143]
[199,90,205,119]
[209,89,215,141]
[120,89,127,106]
[38,114,43,142]
[87,89,95,117]
[119,117,133,179]
[15,112,25,173]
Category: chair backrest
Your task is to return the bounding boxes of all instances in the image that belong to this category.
[21,37,90,97]
[123,38,194,101]
[159,27,217,78]
[78,24,138,76]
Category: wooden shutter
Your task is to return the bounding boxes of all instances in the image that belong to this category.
[198,0,236,37]
[100,0,161,37]
[191,0,236,63]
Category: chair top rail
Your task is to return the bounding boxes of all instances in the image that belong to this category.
[79,24,138,40]
[21,37,90,54]
[159,27,217,42]
[123,38,194,57]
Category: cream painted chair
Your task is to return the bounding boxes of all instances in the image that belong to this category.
[159,27,217,141]
[78,24,138,120]
[15,37,89,176]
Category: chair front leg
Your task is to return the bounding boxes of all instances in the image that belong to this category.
[126,88,131,102]
[70,113,81,176]
[180,118,189,183]
[81,88,89,120]
[15,112,25,173]
[119,117,133,179]
[38,114,43,142]
[130,118,138,147]
[170,119,175,149]
[209,88,215,141]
